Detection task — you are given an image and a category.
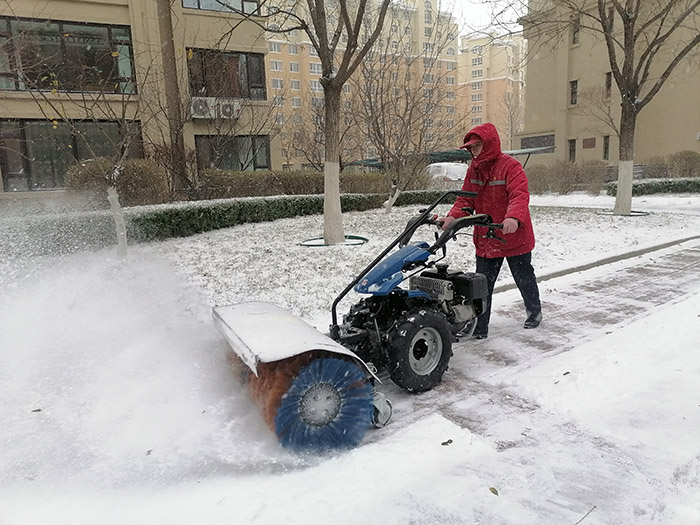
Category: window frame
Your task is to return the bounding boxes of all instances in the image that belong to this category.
[0,16,136,94]
[0,118,142,192]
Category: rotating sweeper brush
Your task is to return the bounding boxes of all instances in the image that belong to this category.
[213,302,391,452]
[214,191,500,453]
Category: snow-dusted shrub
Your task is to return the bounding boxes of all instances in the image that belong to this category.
[668,151,700,179]
[606,177,700,196]
[66,157,169,206]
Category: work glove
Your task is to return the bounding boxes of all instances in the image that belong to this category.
[502,217,519,234]
[437,215,456,231]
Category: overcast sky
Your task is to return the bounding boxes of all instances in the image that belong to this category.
[447,0,523,36]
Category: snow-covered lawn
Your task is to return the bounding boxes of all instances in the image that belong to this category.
[1,193,699,524]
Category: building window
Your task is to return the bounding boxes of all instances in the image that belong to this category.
[289,44,298,55]
[472,57,483,66]
[446,77,454,85]
[472,45,483,54]
[472,105,482,113]
[290,62,300,72]
[569,80,578,105]
[291,79,300,90]
[572,15,581,45]
[271,78,283,89]
[189,49,266,99]
[603,135,610,160]
[310,80,322,92]
[272,95,284,106]
[343,84,351,94]
[471,81,482,90]
[471,117,482,126]
[568,139,576,162]
[183,0,258,14]
[446,91,455,99]
[447,47,455,56]
[520,134,555,151]
[425,27,432,37]
[309,62,322,75]
[423,73,434,83]
[446,62,455,70]
[195,135,270,171]
[471,93,482,102]
[0,119,141,191]
[309,46,319,57]
[423,42,434,53]
[472,69,483,78]
[275,114,284,125]
[269,42,281,53]
[292,97,301,107]
[446,105,455,114]
[0,17,136,93]
[270,60,282,71]
[605,72,612,98]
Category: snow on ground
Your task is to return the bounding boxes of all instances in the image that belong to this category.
[1,193,700,524]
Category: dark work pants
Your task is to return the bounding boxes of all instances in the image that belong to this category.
[474,251,541,336]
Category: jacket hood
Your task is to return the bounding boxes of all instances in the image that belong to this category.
[462,122,502,165]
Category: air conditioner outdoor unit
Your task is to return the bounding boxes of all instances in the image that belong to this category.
[191,97,217,119]
[218,100,242,120]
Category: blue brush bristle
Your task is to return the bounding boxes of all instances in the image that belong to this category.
[275,358,373,452]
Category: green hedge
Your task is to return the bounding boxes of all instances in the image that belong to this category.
[199,169,390,198]
[129,190,445,241]
[606,177,700,196]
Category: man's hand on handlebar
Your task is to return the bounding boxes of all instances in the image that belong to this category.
[436,215,455,231]
[502,217,519,234]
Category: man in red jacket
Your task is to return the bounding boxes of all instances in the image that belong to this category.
[438,122,541,338]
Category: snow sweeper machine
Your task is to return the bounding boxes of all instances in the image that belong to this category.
[213,190,504,452]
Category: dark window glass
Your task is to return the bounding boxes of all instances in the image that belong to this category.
[182,0,259,14]
[189,49,266,100]
[569,80,578,105]
[520,134,555,151]
[0,17,135,94]
[195,135,270,171]
[0,122,28,191]
[568,139,576,163]
[0,119,142,192]
[24,121,74,189]
[603,135,610,161]
[572,16,580,44]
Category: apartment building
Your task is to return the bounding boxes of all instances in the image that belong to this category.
[456,33,526,150]
[0,0,280,198]
[516,1,700,167]
[265,0,461,170]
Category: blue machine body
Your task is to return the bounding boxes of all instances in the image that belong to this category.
[354,242,432,299]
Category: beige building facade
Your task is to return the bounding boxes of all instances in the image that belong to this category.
[517,1,700,167]
[0,0,280,198]
[265,0,462,171]
[457,33,526,150]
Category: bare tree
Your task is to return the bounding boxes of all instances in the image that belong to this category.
[349,6,463,209]
[499,0,700,214]
[262,0,392,243]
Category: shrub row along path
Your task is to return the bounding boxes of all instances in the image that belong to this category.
[368,237,700,523]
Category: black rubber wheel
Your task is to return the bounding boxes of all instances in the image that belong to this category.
[387,308,453,392]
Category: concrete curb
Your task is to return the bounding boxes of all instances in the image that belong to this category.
[494,234,700,294]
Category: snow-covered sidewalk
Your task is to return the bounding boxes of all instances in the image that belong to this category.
[1,194,700,524]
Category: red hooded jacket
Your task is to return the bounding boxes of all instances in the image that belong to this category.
[448,122,536,258]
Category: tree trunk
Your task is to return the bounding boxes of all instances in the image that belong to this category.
[323,84,346,244]
[155,0,188,192]
[613,100,637,215]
